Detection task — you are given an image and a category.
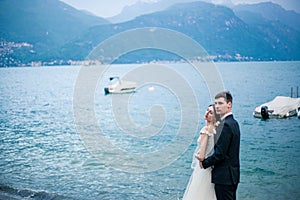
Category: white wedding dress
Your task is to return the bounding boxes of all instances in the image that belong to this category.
[182,127,216,200]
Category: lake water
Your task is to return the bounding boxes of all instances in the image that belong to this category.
[0,62,299,200]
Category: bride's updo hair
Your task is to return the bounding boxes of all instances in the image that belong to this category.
[208,104,220,125]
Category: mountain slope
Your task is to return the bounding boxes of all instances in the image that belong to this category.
[61,1,300,62]
[233,2,300,60]
[0,0,109,66]
[234,2,300,32]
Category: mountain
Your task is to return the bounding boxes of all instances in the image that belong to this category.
[232,2,300,60]
[60,1,300,63]
[233,2,300,32]
[107,0,299,24]
[108,0,197,23]
[1,1,299,66]
[0,0,109,66]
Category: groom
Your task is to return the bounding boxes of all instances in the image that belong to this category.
[198,91,240,200]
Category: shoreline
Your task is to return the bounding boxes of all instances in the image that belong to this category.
[1,60,300,68]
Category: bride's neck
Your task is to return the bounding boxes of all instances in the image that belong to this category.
[207,121,214,126]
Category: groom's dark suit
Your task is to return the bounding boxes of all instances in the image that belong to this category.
[202,114,240,200]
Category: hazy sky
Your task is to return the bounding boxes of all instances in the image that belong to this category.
[61,0,300,18]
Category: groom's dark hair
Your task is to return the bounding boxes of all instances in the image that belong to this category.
[215,91,233,104]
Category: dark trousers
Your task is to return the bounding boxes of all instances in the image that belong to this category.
[215,184,238,200]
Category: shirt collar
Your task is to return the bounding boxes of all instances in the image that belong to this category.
[221,112,232,121]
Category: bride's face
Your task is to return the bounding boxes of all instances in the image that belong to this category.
[204,106,215,123]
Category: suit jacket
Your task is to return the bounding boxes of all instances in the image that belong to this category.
[202,114,240,185]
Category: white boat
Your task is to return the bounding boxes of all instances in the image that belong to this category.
[253,96,300,119]
[104,77,137,95]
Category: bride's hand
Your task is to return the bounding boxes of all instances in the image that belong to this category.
[195,152,204,162]
[199,161,204,169]
[195,152,204,168]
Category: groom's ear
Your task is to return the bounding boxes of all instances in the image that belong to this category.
[227,101,232,109]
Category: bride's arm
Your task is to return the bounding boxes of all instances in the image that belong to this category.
[195,131,208,162]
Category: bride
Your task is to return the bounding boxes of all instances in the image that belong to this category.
[182,104,219,200]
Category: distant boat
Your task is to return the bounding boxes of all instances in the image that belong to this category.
[104,77,137,95]
[253,96,300,119]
